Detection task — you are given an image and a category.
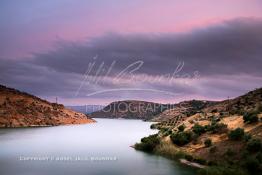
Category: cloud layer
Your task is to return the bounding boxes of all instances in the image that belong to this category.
[1,18,262,105]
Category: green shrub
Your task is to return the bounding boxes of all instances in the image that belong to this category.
[197,166,248,175]
[204,138,212,147]
[185,154,193,161]
[207,123,228,134]
[244,157,260,174]
[178,124,185,132]
[244,133,252,142]
[192,124,206,135]
[160,127,168,133]
[256,152,262,163]
[191,132,200,144]
[150,124,157,129]
[194,158,207,165]
[207,161,217,166]
[246,138,262,153]
[243,112,258,123]
[225,148,235,157]
[135,134,160,152]
[211,109,218,113]
[255,102,262,113]
[228,128,245,141]
[209,146,217,153]
[170,131,193,146]
[162,129,172,136]
[241,150,249,159]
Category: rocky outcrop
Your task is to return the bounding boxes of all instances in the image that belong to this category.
[0,85,95,127]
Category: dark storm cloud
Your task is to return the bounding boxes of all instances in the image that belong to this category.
[0,59,82,97]
[1,18,262,104]
[32,17,262,77]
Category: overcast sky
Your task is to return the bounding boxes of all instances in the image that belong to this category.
[1,0,262,105]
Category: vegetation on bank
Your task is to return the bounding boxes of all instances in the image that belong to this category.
[135,89,262,175]
[134,134,160,152]
[135,117,262,175]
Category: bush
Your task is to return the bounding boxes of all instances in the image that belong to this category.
[160,127,168,133]
[255,102,262,113]
[243,112,258,123]
[228,128,245,141]
[244,133,252,142]
[207,161,217,166]
[178,124,185,132]
[185,154,193,161]
[162,129,172,136]
[209,146,217,153]
[192,124,206,135]
[170,131,193,146]
[194,158,207,165]
[150,124,157,129]
[225,148,235,157]
[135,134,160,152]
[244,157,261,174]
[192,133,200,144]
[211,109,218,113]
[207,123,228,134]
[256,152,262,163]
[197,166,248,175]
[204,138,212,147]
[246,138,262,153]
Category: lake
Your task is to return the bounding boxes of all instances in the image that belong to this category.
[0,118,195,175]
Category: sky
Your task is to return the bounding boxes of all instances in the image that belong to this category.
[1,0,262,105]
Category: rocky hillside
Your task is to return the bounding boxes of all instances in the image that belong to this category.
[91,100,174,120]
[67,105,104,114]
[153,88,262,126]
[203,88,262,114]
[152,100,217,122]
[0,85,95,127]
[135,87,262,175]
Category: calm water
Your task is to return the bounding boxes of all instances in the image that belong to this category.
[0,119,195,175]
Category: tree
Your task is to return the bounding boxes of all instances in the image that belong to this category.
[192,124,206,135]
[204,138,212,147]
[243,112,258,123]
[246,138,262,153]
[207,123,228,134]
[178,124,185,132]
[228,128,245,141]
[244,157,260,174]
[170,131,193,146]
[135,134,160,152]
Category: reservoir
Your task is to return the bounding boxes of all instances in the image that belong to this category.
[0,118,195,175]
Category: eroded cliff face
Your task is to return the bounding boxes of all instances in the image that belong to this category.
[0,85,95,127]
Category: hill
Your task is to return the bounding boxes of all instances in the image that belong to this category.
[0,85,95,127]
[90,100,174,120]
[135,88,262,175]
[67,105,104,114]
[152,100,217,122]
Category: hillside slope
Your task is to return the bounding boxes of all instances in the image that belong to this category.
[152,100,217,122]
[90,100,174,120]
[0,85,95,127]
[135,87,262,175]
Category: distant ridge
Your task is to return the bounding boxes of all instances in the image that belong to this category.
[90,100,175,120]
[67,105,105,114]
[90,88,262,122]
